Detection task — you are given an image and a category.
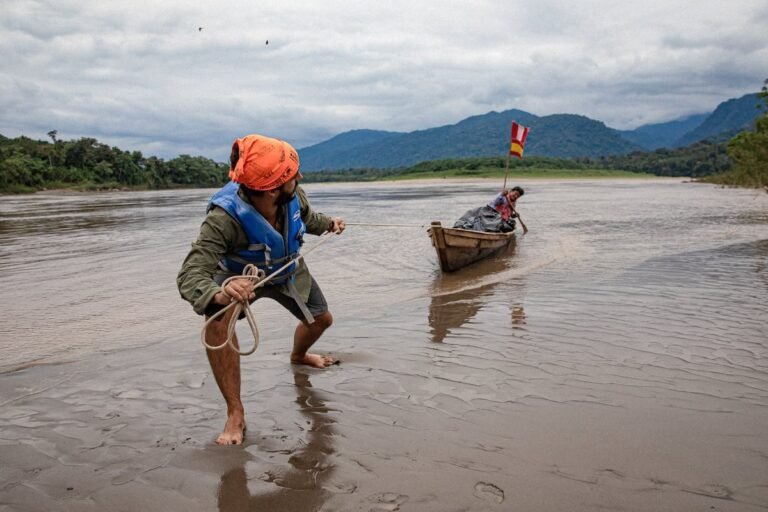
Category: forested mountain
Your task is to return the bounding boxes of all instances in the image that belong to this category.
[299,93,762,171]
[674,93,761,147]
[532,114,641,157]
[299,110,640,171]
[617,114,708,150]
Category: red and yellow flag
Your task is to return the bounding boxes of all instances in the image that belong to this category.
[509,121,530,159]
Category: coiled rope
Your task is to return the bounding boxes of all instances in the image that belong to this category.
[200,232,337,356]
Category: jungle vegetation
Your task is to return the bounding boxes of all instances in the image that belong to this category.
[0,133,228,193]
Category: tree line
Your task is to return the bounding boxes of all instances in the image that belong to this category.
[581,140,732,177]
[0,133,229,193]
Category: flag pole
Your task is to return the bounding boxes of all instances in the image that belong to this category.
[503,121,511,191]
[502,153,510,191]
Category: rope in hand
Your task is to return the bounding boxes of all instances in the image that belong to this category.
[200,232,338,356]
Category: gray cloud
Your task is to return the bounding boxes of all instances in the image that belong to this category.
[1,0,766,161]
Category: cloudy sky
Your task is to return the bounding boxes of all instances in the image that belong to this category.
[2,0,766,160]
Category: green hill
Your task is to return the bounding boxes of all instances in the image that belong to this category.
[299,93,763,171]
[299,110,640,171]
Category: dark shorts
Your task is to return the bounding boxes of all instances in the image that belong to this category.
[206,276,328,322]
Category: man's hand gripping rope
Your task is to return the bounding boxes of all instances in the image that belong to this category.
[201,265,266,356]
[200,232,338,356]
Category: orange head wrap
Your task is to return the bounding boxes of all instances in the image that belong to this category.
[229,134,300,191]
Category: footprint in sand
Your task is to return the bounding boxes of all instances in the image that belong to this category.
[473,482,504,504]
[365,492,409,511]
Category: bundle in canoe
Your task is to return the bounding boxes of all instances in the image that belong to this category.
[428,221,516,272]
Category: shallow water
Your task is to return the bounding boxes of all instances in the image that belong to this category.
[1,180,766,375]
[1,179,767,511]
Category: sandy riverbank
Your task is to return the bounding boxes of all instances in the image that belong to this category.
[2,323,767,512]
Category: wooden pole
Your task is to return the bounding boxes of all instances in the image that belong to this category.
[502,153,510,191]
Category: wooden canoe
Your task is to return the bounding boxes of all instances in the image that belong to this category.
[428,221,516,272]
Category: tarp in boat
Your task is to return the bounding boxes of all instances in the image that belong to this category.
[452,206,516,233]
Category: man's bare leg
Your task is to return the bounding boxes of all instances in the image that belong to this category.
[290,311,335,368]
[205,309,246,445]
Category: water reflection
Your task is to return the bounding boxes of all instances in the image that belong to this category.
[428,243,526,342]
[217,369,337,511]
[511,305,527,327]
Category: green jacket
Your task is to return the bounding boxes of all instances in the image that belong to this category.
[177,185,332,315]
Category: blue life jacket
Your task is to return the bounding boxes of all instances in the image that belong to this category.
[207,182,306,284]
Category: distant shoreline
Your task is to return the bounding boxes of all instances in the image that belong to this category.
[2,174,690,196]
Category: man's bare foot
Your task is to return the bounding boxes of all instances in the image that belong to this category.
[291,353,337,368]
[216,412,246,445]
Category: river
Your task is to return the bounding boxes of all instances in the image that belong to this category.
[1,178,767,511]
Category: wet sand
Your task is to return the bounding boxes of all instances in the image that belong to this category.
[2,324,767,511]
[2,181,768,511]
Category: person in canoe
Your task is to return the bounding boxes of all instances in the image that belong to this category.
[453,186,528,234]
[177,133,346,445]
